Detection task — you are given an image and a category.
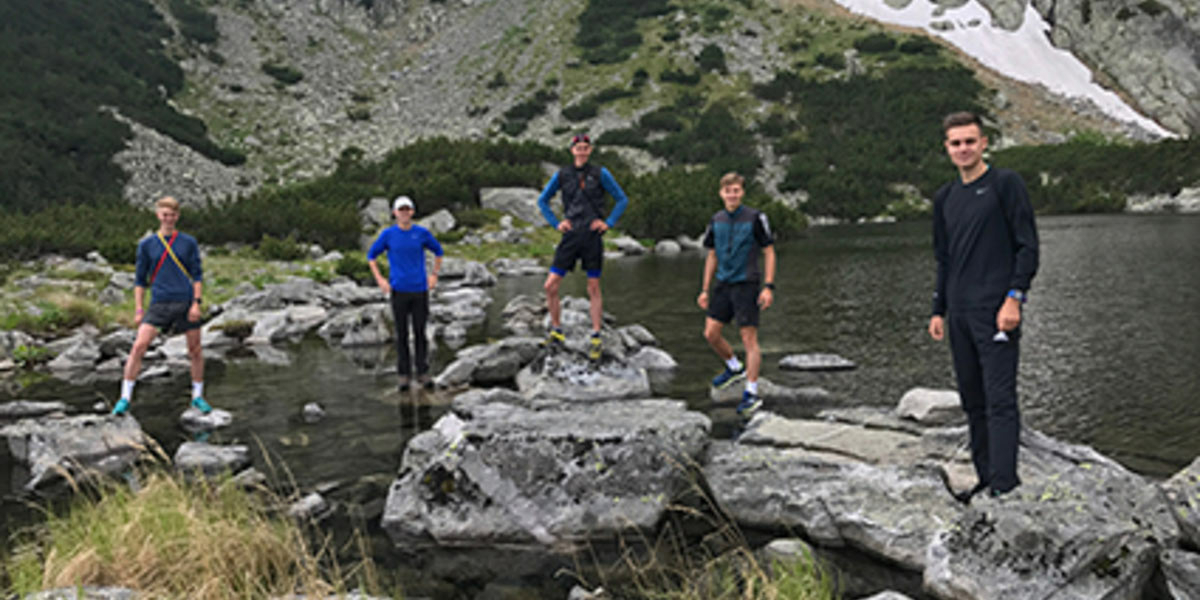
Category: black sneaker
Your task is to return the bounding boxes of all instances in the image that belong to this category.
[417,373,434,389]
[398,376,411,392]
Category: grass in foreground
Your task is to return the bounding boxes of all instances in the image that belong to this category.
[3,469,388,599]
[568,457,839,600]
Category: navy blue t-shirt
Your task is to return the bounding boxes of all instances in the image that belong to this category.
[367,224,444,293]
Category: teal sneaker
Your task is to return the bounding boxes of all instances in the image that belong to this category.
[111,397,130,416]
[190,396,213,414]
[711,365,746,389]
[735,391,762,418]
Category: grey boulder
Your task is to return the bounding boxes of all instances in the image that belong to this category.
[895,387,962,426]
[382,398,711,547]
[174,442,250,476]
[0,414,146,490]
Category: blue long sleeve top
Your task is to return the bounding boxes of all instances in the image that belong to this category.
[367,224,444,293]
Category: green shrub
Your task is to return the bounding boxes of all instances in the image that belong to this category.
[1138,0,1168,15]
[346,105,371,121]
[697,44,728,73]
[486,71,508,89]
[639,108,685,132]
[574,0,671,64]
[898,35,940,55]
[335,253,372,284]
[563,99,600,121]
[660,68,702,85]
[168,0,218,44]
[854,32,897,53]
[454,208,505,229]
[11,345,53,369]
[499,89,558,135]
[632,68,650,87]
[815,52,846,70]
[256,234,307,261]
[261,62,303,85]
[596,128,648,148]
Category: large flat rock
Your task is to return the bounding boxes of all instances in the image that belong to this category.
[382,398,710,548]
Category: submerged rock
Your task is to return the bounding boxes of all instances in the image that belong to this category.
[382,398,710,548]
[778,353,857,371]
[174,442,250,477]
[180,407,233,432]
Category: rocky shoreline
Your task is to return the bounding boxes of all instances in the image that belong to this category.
[4,248,1200,599]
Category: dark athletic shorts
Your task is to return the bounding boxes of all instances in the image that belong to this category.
[144,301,201,334]
[707,281,760,328]
[550,228,603,278]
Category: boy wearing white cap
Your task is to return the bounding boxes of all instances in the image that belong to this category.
[368,195,444,390]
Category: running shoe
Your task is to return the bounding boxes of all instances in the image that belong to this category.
[736,391,762,418]
[588,333,603,361]
[417,373,434,389]
[711,365,746,389]
[542,328,566,347]
[112,397,130,416]
[190,396,213,414]
[398,376,411,392]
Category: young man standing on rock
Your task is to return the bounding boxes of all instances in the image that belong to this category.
[928,111,1039,501]
[113,196,210,416]
[537,133,629,360]
[369,195,444,391]
[698,172,776,419]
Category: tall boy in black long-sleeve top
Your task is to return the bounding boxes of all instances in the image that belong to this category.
[928,112,1039,501]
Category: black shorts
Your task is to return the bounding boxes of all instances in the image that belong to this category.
[707,281,760,327]
[145,301,201,334]
[550,229,603,277]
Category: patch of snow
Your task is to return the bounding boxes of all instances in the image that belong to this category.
[832,0,1174,137]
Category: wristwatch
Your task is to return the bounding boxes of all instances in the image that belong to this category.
[764,283,776,290]
[193,297,203,305]
[1007,289,1026,303]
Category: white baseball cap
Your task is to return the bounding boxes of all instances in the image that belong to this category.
[393,195,415,211]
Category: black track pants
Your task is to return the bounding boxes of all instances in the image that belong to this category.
[948,308,1022,493]
[390,291,430,377]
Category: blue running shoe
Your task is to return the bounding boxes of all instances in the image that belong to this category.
[191,396,213,414]
[736,391,762,418]
[711,365,746,389]
[111,397,130,416]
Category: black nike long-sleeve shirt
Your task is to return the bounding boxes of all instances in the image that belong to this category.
[932,166,1039,315]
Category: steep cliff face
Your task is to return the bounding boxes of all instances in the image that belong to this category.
[978,0,1200,134]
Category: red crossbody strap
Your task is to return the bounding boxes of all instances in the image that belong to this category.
[148,232,178,285]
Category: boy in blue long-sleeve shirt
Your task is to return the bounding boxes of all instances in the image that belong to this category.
[369,195,444,390]
[536,133,629,360]
[113,196,210,416]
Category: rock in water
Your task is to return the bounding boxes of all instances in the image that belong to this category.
[0,414,146,490]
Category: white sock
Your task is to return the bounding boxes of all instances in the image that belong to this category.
[725,356,742,371]
[746,380,759,394]
[192,381,204,399]
[121,379,135,400]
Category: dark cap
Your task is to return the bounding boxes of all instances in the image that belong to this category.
[570,133,591,148]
